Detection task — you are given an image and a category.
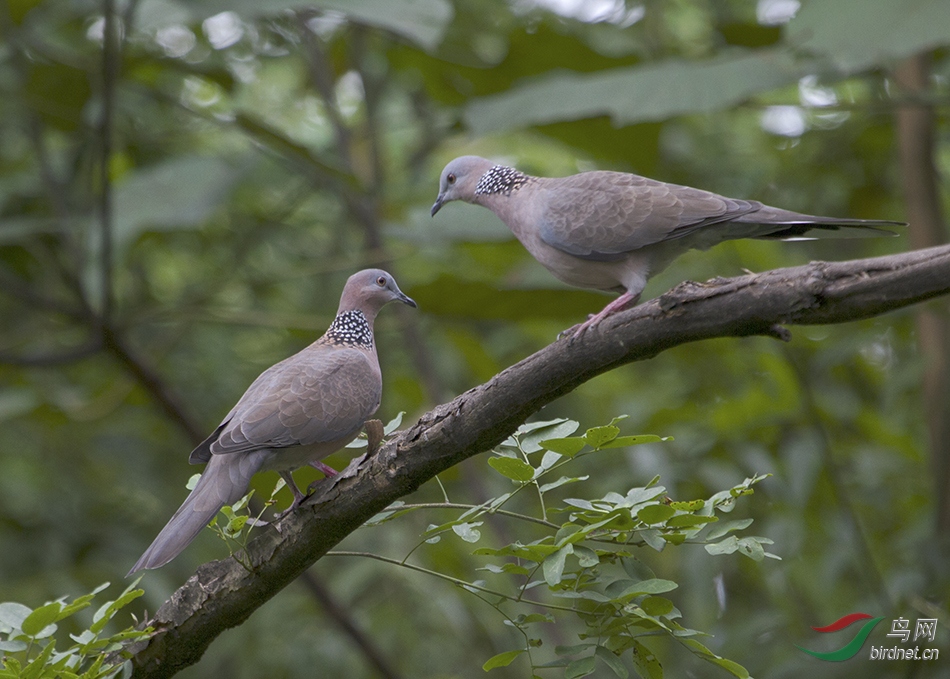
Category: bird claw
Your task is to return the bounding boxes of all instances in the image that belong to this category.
[272,501,300,522]
[562,292,639,343]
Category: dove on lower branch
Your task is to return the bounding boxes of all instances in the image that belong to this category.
[431,156,903,336]
[128,269,416,574]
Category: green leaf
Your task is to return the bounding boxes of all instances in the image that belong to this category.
[705,536,740,556]
[668,499,705,511]
[736,537,766,561]
[573,546,600,568]
[56,595,94,623]
[21,601,60,637]
[516,613,555,625]
[195,0,453,51]
[621,558,656,581]
[224,515,249,537]
[539,475,588,493]
[482,649,524,671]
[114,156,240,248]
[620,579,678,598]
[452,522,483,543]
[640,596,675,617]
[383,412,405,435]
[555,523,582,544]
[787,0,950,73]
[663,532,687,545]
[666,515,717,528]
[563,498,595,511]
[543,545,573,586]
[22,639,55,679]
[551,590,611,603]
[565,655,597,679]
[678,638,749,678]
[625,487,667,507]
[630,640,663,679]
[478,563,530,576]
[466,48,805,133]
[640,529,666,552]
[89,589,144,635]
[521,419,580,452]
[0,602,33,630]
[594,645,629,679]
[704,518,754,541]
[599,435,665,449]
[539,450,562,472]
[539,437,587,456]
[488,456,535,482]
[583,425,620,449]
[636,504,676,525]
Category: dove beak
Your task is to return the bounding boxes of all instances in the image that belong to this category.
[430,195,444,217]
[398,291,417,308]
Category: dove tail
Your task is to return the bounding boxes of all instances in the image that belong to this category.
[127,453,262,575]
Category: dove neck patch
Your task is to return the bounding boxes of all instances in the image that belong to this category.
[475,165,530,196]
[325,310,373,348]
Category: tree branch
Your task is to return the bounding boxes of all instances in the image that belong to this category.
[102,326,205,443]
[894,52,950,532]
[296,572,405,679]
[128,244,950,678]
[98,0,119,324]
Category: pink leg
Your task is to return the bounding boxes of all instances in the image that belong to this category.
[275,462,340,519]
[567,291,639,341]
[310,460,338,477]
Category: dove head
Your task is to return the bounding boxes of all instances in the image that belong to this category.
[430,155,499,216]
[338,269,416,321]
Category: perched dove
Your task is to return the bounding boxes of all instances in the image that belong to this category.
[128,269,416,574]
[431,156,901,335]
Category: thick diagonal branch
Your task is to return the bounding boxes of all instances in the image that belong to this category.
[128,244,950,678]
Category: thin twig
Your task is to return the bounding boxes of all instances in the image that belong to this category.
[326,551,579,613]
[782,347,893,611]
[393,502,560,530]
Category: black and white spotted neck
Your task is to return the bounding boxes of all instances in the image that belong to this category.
[475,165,530,196]
[323,310,373,348]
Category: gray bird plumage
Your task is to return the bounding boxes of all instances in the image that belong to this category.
[431,156,903,334]
[128,269,416,574]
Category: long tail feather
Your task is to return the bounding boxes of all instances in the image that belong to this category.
[128,453,262,575]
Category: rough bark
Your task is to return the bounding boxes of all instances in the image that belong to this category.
[128,244,950,678]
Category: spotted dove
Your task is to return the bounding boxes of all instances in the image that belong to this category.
[431,156,902,335]
[128,269,416,574]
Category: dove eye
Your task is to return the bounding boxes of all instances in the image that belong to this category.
[376,276,387,287]
[447,173,456,185]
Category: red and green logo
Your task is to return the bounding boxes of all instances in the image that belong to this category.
[797,613,885,661]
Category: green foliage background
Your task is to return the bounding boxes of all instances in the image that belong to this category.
[0,0,947,677]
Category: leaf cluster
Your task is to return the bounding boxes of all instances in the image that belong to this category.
[356,418,774,679]
[0,583,151,679]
